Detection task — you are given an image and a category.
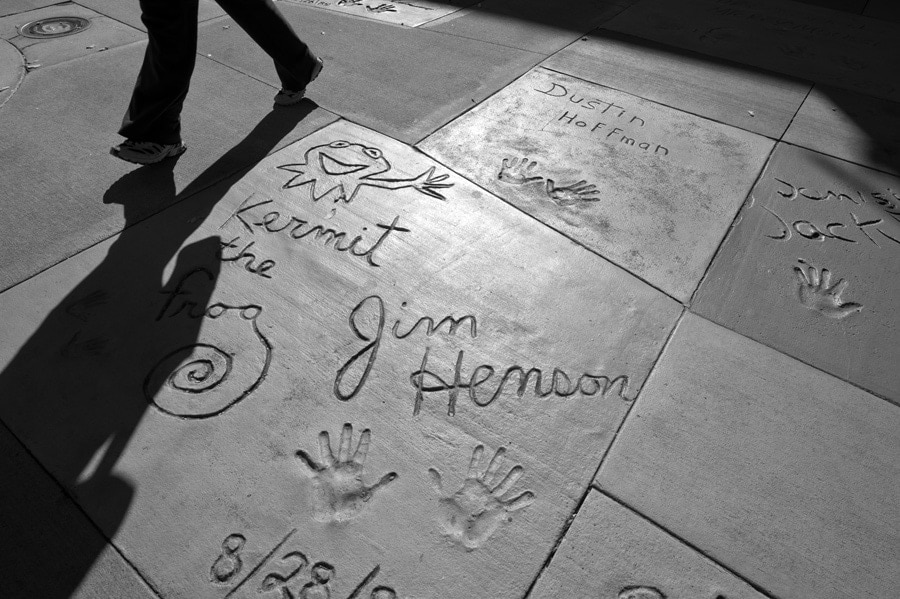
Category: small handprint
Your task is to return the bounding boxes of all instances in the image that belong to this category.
[60,331,111,358]
[296,424,398,522]
[544,178,602,205]
[498,157,543,186]
[65,289,110,322]
[410,166,453,200]
[793,259,862,319]
[428,445,534,550]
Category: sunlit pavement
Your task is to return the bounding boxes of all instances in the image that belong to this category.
[1,1,898,598]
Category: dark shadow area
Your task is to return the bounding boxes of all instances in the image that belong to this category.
[410,0,899,176]
[0,101,315,598]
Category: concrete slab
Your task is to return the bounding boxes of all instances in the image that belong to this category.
[197,4,545,144]
[0,4,143,69]
[597,313,900,599]
[0,120,681,599]
[783,86,900,175]
[76,0,227,31]
[0,425,156,598]
[0,38,24,108]
[0,42,337,292]
[864,0,900,22]
[529,490,766,599]
[693,143,900,402]
[424,0,628,55]
[278,0,472,28]
[0,0,63,19]
[419,67,774,301]
[542,30,810,139]
[605,0,900,102]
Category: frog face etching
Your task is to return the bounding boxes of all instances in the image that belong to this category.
[279,140,453,204]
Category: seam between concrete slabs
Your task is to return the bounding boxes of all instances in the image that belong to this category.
[686,78,813,306]
[416,65,779,305]
[592,487,782,599]
[520,307,686,599]
[417,13,601,56]
[537,62,806,143]
[0,93,341,297]
[589,312,787,598]
[0,418,166,599]
[414,146,684,305]
[549,25,816,138]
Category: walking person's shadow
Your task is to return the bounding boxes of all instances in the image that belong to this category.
[0,104,315,598]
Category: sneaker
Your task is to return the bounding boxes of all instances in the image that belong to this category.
[110,140,187,165]
[274,57,324,106]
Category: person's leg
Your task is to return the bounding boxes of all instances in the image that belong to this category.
[215,0,319,91]
[118,0,200,144]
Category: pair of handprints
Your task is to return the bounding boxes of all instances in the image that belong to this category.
[295,424,534,550]
[498,157,602,206]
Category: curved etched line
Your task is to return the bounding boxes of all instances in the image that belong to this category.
[162,343,232,394]
[144,313,273,420]
[0,41,26,111]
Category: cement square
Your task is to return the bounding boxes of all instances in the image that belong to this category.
[75,0,226,31]
[0,425,157,598]
[0,3,143,68]
[542,29,810,138]
[0,41,336,292]
[0,120,681,598]
[783,85,900,175]
[597,313,900,599]
[693,143,900,402]
[605,0,900,103]
[198,5,546,144]
[424,0,628,55]
[277,0,471,27]
[419,67,774,301]
[529,490,766,599]
[0,0,63,18]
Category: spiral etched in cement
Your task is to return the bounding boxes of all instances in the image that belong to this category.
[164,344,232,393]
[144,303,272,419]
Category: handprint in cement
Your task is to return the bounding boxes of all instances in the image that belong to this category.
[793,259,862,319]
[296,424,398,522]
[429,445,534,550]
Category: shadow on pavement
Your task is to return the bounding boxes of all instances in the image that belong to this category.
[0,0,897,596]
[0,102,315,598]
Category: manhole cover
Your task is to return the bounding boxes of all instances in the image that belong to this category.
[19,16,91,39]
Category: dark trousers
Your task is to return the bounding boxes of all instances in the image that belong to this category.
[119,0,318,144]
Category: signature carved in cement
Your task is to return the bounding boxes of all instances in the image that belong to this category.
[296,424,398,522]
[279,141,452,204]
[428,445,534,550]
[147,268,273,419]
[793,259,862,319]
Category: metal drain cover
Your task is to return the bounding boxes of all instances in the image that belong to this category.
[19,16,91,39]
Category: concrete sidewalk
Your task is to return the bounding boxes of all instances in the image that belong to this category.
[0,1,898,598]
